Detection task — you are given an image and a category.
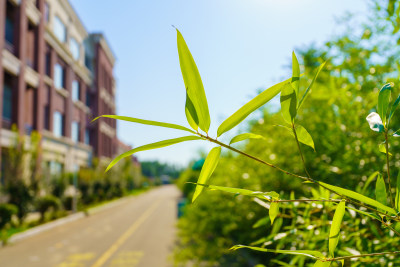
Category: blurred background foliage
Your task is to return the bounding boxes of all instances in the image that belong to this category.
[174,0,400,266]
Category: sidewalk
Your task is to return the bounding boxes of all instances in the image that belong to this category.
[3,191,147,246]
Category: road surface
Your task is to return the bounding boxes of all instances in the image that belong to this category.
[1,185,181,267]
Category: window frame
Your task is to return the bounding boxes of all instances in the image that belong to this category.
[53,111,64,137]
[53,16,67,43]
[54,63,65,89]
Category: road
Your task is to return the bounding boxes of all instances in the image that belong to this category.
[0,185,181,267]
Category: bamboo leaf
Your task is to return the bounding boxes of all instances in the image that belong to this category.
[361,171,380,194]
[346,206,381,221]
[177,29,211,133]
[278,124,314,150]
[295,125,315,150]
[291,51,300,96]
[298,61,326,109]
[194,183,279,200]
[185,92,199,131]
[230,245,324,259]
[388,94,400,123]
[280,83,297,124]
[106,136,202,172]
[396,171,400,211]
[329,200,346,258]
[314,260,331,267]
[378,83,393,126]
[192,147,221,202]
[217,78,292,137]
[229,133,265,145]
[93,115,196,134]
[379,141,392,156]
[375,174,388,208]
[269,202,279,225]
[253,217,270,228]
[319,181,397,215]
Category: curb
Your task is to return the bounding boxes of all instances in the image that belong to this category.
[3,193,138,246]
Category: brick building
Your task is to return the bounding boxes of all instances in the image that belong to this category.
[0,0,117,174]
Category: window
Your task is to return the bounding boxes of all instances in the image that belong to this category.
[71,121,80,142]
[44,105,50,130]
[49,161,63,175]
[5,15,14,45]
[85,54,93,72]
[72,80,80,101]
[86,90,91,106]
[54,63,65,89]
[54,16,66,43]
[70,38,80,61]
[84,129,90,145]
[3,83,12,121]
[53,111,64,137]
[45,48,51,76]
[44,3,50,23]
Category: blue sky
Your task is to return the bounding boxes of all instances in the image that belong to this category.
[70,0,367,166]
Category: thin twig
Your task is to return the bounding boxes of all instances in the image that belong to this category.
[326,251,400,261]
[385,131,394,207]
[292,123,311,178]
[382,221,400,237]
[274,199,341,203]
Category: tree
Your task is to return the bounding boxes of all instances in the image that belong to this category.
[99,2,400,265]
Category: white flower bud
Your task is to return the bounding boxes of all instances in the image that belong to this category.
[366,112,384,132]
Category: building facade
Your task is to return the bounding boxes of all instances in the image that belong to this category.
[0,0,117,174]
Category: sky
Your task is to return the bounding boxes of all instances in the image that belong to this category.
[69,0,367,167]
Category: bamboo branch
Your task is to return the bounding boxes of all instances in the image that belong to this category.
[384,131,394,207]
[326,251,400,261]
[195,132,398,220]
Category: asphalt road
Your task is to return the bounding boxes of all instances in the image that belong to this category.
[1,185,181,267]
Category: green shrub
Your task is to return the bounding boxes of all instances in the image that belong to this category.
[6,180,33,222]
[35,195,61,221]
[0,203,18,229]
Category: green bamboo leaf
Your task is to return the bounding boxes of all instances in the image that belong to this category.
[378,83,393,126]
[252,217,270,228]
[277,124,314,150]
[192,147,221,202]
[92,115,196,134]
[361,171,380,194]
[295,125,315,150]
[314,260,331,267]
[388,94,400,123]
[292,51,300,96]
[185,92,199,131]
[194,183,279,200]
[375,174,388,208]
[177,29,211,133]
[269,202,279,225]
[298,61,326,109]
[280,83,297,124]
[229,133,265,145]
[346,206,381,221]
[329,200,346,258]
[217,77,292,137]
[319,181,397,215]
[396,171,400,211]
[379,141,392,156]
[230,245,324,259]
[106,136,202,172]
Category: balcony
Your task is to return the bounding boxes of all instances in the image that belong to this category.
[26,0,41,26]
